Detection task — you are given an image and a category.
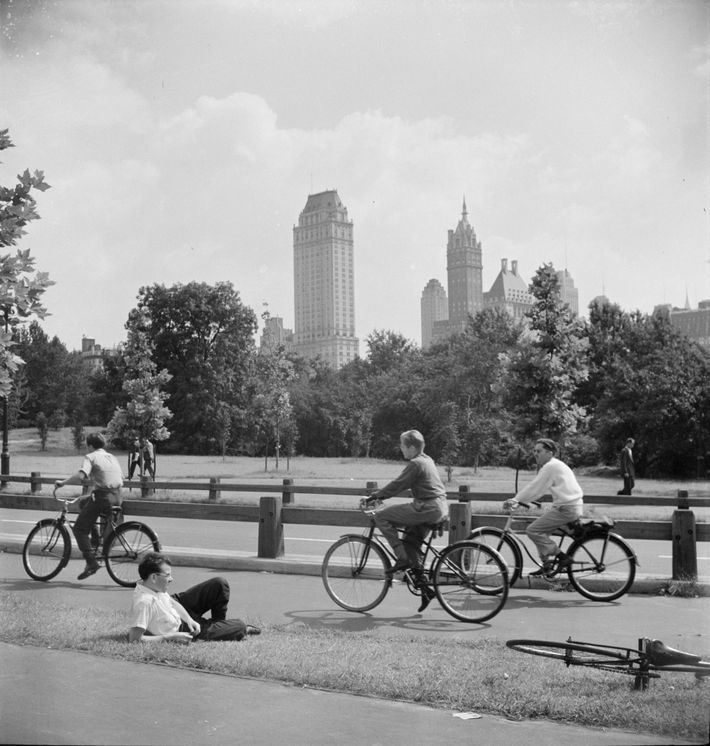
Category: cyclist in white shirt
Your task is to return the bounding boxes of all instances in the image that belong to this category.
[503,438,583,577]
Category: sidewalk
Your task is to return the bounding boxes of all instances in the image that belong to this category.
[1,552,708,745]
[1,641,700,746]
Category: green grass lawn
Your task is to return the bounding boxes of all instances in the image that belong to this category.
[1,593,708,741]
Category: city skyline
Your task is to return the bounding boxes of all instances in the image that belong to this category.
[1,1,708,353]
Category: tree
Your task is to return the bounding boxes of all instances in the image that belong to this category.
[498,264,589,444]
[250,309,297,469]
[585,301,710,476]
[365,329,419,374]
[127,282,257,453]
[12,322,92,425]
[423,308,522,467]
[106,313,172,462]
[0,130,53,399]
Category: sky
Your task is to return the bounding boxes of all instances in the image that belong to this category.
[1,0,708,354]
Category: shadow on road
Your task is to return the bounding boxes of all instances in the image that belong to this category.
[503,592,623,610]
[278,608,495,634]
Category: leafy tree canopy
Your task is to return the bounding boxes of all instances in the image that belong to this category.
[126,281,257,453]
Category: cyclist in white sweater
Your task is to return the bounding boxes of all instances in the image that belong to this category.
[503,438,583,577]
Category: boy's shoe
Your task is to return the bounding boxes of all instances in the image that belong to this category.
[417,586,436,613]
[529,558,556,578]
[555,552,573,572]
[77,562,100,580]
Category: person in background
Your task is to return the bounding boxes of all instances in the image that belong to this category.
[128,437,155,480]
[617,438,636,496]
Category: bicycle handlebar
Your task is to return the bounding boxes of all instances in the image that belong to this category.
[52,485,87,505]
[359,497,383,516]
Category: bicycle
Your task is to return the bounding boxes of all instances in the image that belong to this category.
[22,488,161,587]
[468,500,637,602]
[321,499,510,623]
[506,637,710,690]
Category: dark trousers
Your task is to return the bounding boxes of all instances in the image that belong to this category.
[72,489,121,563]
[173,577,247,641]
[617,476,635,495]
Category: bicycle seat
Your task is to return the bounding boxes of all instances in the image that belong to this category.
[428,518,450,538]
[646,639,702,667]
[567,517,615,536]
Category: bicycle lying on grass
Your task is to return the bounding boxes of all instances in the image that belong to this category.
[468,500,637,601]
[22,488,161,587]
[321,499,509,623]
[507,637,710,690]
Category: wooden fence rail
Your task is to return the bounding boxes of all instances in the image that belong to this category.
[1,474,708,580]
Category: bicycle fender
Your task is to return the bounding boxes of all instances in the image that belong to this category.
[108,521,161,546]
[467,525,506,538]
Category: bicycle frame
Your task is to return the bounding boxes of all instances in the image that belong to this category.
[496,506,629,573]
[498,508,571,568]
[57,495,122,550]
[347,519,442,584]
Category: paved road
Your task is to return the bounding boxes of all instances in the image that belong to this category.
[3,507,708,582]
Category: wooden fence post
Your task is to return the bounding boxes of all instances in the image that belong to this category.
[30,471,41,494]
[672,489,697,580]
[258,495,284,558]
[366,481,378,495]
[448,501,471,544]
[208,477,221,502]
[457,485,470,501]
[140,475,150,498]
[282,478,294,505]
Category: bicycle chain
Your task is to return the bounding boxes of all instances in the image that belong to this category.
[567,661,659,678]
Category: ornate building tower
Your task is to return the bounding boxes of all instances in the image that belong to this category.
[446,197,483,328]
[293,190,359,369]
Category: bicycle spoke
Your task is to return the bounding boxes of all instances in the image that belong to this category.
[104,524,160,587]
[322,536,391,612]
[22,520,71,581]
[433,542,508,623]
[568,535,635,602]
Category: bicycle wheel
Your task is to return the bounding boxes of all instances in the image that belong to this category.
[506,639,651,669]
[567,533,636,602]
[322,535,391,612]
[104,522,161,587]
[432,541,509,623]
[22,519,71,581]
[467,527,523,589]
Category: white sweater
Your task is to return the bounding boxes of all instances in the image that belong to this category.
[514,457,583,506]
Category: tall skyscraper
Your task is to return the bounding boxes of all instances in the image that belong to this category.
[556,268,579,315]
[447,197,483,325]
[293,190,359,369]
[420,279,448,349]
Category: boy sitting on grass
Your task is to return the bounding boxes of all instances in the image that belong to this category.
[128,552,260,643]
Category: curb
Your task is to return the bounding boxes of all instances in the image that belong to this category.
[4,537,708,596]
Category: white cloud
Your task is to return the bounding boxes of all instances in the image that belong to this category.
[1,0,707,350]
